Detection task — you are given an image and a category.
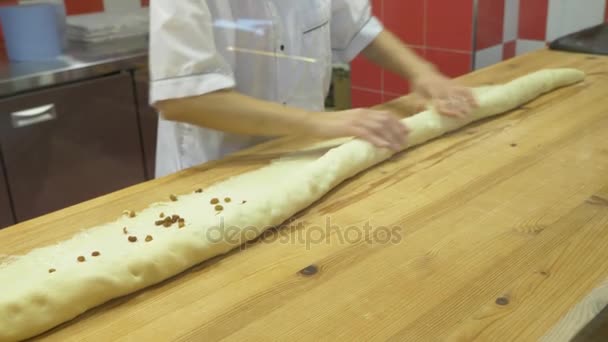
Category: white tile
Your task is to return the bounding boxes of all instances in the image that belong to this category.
[515,39,547,56]
[103,0,141,13]
[546,0,605,42]
[474,45,503,70]
[503,0,520,42]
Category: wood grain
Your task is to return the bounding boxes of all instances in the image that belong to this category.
[1,49,608,341]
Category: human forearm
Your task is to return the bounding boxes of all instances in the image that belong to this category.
[154,89,409,151]
[361,28,477,117]
[154,90,313,137]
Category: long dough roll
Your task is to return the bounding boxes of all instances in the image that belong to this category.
[0,68,585,341]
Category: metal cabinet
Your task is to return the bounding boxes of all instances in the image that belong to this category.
[0,157,14,229]
[0,72,146,222]
[133,68,158,179]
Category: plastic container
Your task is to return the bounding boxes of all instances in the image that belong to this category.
[0,4,66,61]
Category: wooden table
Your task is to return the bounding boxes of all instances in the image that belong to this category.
[2,49,608,341]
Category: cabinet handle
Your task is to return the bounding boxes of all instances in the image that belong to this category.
[11,104,57,128]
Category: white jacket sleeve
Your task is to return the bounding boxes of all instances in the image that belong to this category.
[330,0,384,64]
[149,0,235,105]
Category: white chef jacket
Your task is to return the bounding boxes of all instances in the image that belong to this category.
[149,0,383,178]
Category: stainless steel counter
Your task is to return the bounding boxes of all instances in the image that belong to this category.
[0,36,148,98]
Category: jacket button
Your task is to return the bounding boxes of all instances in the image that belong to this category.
[280,44,285,51]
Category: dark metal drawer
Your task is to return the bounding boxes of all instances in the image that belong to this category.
[0,72,146,223]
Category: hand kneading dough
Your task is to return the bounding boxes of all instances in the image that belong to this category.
[0,68,585,341]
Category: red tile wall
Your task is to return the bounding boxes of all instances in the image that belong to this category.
[502,40,516,59]
[426,0,475,51]
[351,0,475,108]
[383,0,424,46]
[0,0,17,8]
[63,0,104,15]
[351,88,383,108]
[473,0,608,70]
[518,0,549,40]
[476,0,505,50]
[350,0,383,106]
[425,49,472,78]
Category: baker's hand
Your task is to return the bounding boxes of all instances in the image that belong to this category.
[306,109,409,151]
[412,71,478,118]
